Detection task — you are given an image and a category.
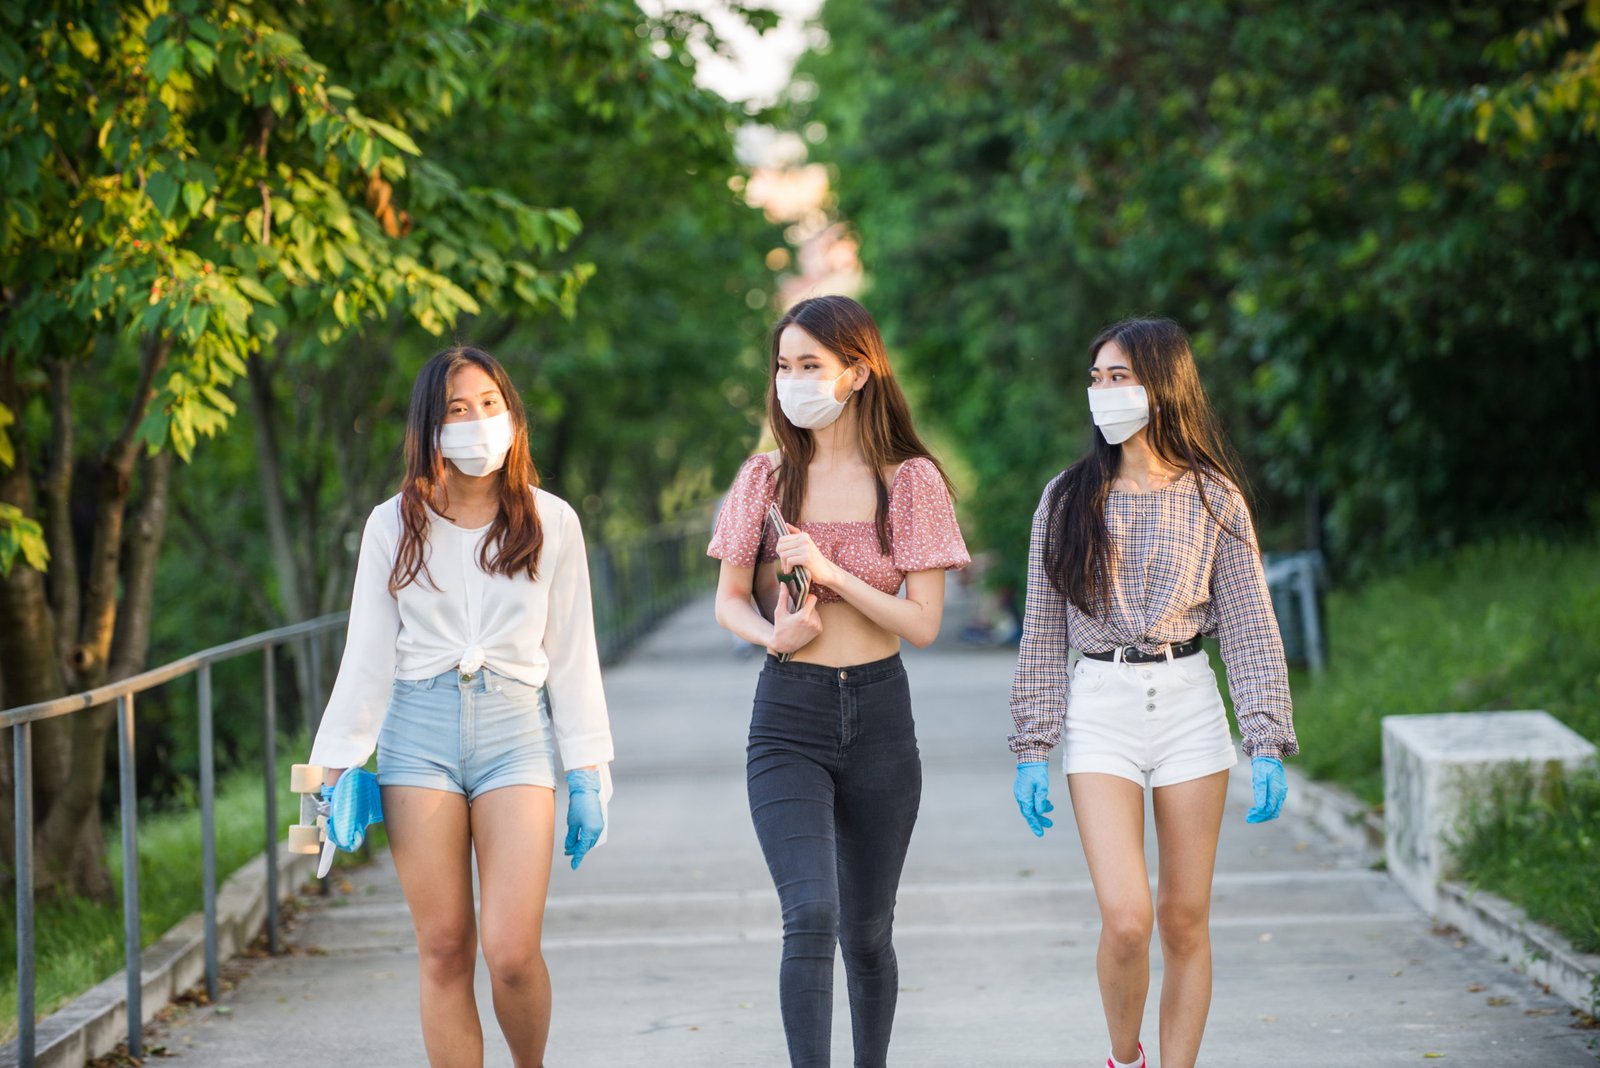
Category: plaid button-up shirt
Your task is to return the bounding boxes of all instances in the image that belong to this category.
[1009,470,1298,764]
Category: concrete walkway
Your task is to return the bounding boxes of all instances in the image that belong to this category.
[147,596,1595,1066]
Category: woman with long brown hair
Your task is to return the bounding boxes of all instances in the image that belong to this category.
[709,295,970,1067]
[309,345,612,1068]
[1007,317,1296,1068]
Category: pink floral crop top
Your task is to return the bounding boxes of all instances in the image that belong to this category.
[707,452,970,603]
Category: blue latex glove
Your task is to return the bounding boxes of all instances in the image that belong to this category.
[564,768,604,870]
[1013,762,1054,837]
[327,769,384,852]
[1246,756,1287,823]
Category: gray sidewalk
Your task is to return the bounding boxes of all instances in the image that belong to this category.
[149,596,1595,1066]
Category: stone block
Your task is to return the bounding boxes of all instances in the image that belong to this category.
[1382,711,1595,914]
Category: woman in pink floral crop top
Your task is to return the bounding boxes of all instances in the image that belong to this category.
[708,295,968,1067]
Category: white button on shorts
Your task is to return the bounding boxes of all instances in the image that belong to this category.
[1061,648,1239,788]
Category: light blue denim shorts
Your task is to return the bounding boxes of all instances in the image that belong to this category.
[377,667,558,800]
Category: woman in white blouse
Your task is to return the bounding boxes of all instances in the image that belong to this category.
[309,345,613,1068]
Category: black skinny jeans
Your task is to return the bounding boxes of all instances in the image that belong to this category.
[747,653,922,1068]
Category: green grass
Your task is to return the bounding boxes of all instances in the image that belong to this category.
[1287,536,1600,951]
[1452,764,1600,954]
[0,739,372,1045]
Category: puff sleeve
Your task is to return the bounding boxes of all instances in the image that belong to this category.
[707,453,778,566]
[889,457,971,572]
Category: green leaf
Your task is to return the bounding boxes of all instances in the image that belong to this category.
[269,79,291,117]
[366,118,422,156]
[148,39,182,85]
[185,39,215,74]
[11,198,40,236]
[0,503,51,577]
[200,385,238,416]
[182,180,208,215]
[0,401,14,468]
[147,171,179,218]
[234,275,278,306]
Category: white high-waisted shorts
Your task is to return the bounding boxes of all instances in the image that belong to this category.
[1063,647,1238,788]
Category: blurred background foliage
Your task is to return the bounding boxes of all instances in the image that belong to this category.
[790,0,1600,585]
[0,0,779,892]
[3,0,1599,892]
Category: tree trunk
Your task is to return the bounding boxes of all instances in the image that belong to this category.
[22,333,167,900]
[246,350,321,729]
[45,358,80,672]
[111,447,173,678]
[0,354,68,896]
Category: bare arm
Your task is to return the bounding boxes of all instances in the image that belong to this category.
[775,524,946,648]
[713,558,821,654]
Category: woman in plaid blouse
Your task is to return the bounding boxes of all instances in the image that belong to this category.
[1007,317,1297,1068]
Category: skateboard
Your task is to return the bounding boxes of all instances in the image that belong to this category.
[288,763,339,878]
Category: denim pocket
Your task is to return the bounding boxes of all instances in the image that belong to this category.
[392,675,439,696]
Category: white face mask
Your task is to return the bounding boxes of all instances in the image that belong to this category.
[1087,384,1150,445]
[776,369,852,430]
[438,411,514,477]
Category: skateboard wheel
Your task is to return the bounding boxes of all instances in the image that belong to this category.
[287,824,323,854]
[289,764,324,793]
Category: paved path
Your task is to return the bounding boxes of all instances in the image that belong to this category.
[149,595,1596,1066]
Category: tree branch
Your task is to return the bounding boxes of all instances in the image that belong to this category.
[247,349,308,626]
[109,446,173,680]
[79,334,171,684]
[44,358,79,677]
[110,333,170,478]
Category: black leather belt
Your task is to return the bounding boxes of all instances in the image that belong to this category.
[1081,636,1203,664]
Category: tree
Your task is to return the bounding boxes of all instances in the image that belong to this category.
[0,0,585,899]
[793,0,1600,583]
[205,0,780,739]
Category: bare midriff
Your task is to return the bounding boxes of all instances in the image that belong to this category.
[752,560,903,668]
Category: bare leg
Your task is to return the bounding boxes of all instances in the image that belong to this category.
[385,785,481,1068]
[1151,770,1229,1068]
[472,785,557,1068]
[1068,773,1152,1066]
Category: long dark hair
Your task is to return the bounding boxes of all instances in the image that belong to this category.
[767,295,953,553]
[1044,318,1253,615]
[390,346,544,592]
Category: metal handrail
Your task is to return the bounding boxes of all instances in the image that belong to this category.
[5,612,348,1067]
[4,508,721,1066]
[0,613,347,729]
[1263,549,1327,674]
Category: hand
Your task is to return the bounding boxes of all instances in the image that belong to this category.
[1013,762,1054,837]
[322,768,347,791]
[775,523,840,588]
[769,586,822,655]
[1246,756,1287,823]
[564,768,604,870]
[326,769,385,852]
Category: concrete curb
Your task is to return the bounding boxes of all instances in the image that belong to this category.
[1288,764,1385,859]
[1289,765,1599,1018]
[0,844,318,1068]
[1436,879,1600,1018]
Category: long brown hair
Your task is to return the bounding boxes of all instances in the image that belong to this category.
[390,346,544,592]
[1044,317,1253,615]
[767,295,953,554]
